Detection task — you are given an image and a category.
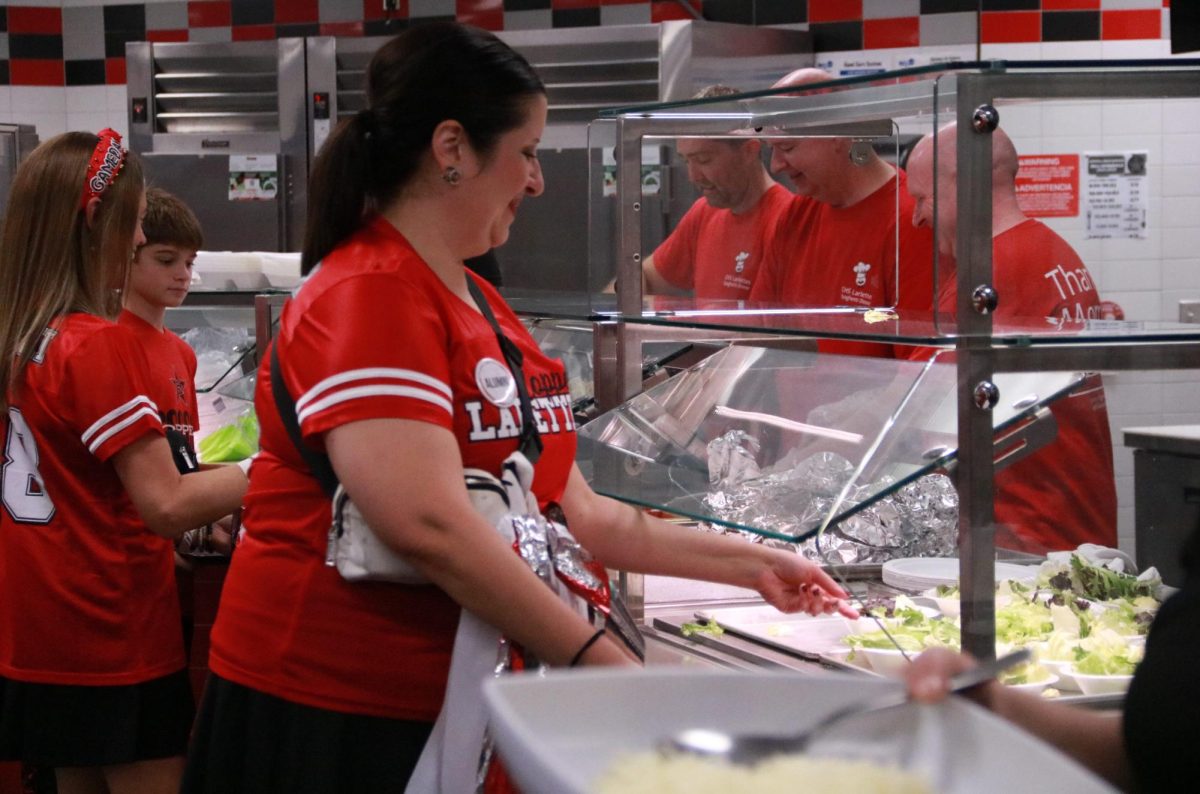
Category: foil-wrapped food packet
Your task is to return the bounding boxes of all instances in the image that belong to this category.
[698,430,959,564]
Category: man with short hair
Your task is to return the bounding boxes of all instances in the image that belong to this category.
[906,122,1117,552]
[640,85,792,299]
[750,69,939,356]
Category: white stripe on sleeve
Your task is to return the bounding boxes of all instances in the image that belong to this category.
[295,368,452,416]
[81,395,159,447]
[86,406,162,455]
[296,384,453,426]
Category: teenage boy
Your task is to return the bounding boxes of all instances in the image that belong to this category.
[120,187,202,474]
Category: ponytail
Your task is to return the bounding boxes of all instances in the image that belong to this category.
[300,23,544,275]
[301,111,374,274]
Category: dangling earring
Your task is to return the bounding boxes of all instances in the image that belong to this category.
[442,166,462,185]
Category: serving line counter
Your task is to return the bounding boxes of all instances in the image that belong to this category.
[580,59,1200,660]
[519,304,1137,706]
[497,61,1200,720]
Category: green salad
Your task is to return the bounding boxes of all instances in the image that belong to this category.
[1071,629,1143,675]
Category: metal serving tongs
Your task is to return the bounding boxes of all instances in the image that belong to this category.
[663,647,1031,766]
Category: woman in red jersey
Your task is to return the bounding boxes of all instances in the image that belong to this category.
[0,132,248,793]
[183,23,854,794]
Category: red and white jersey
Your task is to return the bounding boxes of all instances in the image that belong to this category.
[750,170,939,358]
[0,314,181,685]
[653,184,792,299]
[210,215,577,721]
[119,309,199,470]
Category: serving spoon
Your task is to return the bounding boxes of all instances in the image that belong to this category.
[662,647,1031,766]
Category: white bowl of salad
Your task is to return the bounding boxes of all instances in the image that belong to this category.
[1000,663,1058,692]
[1038,658,1081,692]
[1070,669,1134,696]
[843,595,946,633]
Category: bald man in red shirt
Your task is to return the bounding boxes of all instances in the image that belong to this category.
[906,122,1117,552]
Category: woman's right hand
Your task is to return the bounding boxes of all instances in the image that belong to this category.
[904,647,1000,710]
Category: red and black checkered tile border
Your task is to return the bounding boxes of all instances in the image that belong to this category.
[0,1,1173,87]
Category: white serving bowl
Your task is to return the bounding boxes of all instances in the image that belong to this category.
[1069,669,1134,696]
[193,251,268,290]
[1039,659,1081,692]
[930,595,960,617]
[858,647,915,677]
[1005,672,1060,693]
[842,606,939,635]
[484,668,1119,794]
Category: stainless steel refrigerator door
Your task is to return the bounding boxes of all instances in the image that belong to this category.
[142,152,288,252]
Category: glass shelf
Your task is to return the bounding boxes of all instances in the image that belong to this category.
[526,318,693,413]
[582,59,1200,352]
[577,345,1083,545]
[598,58,1200,119]
[503,289,1200,347]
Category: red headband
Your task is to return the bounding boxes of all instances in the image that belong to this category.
[80,128,127,209]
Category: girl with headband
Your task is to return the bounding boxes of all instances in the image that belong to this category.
[0,131,248,794]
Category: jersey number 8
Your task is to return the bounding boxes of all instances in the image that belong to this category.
[2,407,56,524]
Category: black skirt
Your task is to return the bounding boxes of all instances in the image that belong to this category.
[182,673,434,794]
[0,669,194,767]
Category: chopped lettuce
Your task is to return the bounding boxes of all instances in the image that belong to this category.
[995,600,1055,646]
[1072,630,1143,675]
[1038,554,1159,602]
[843,613,960,654]
[1039,630,1081,663]
[680,620,724,638]
[999,660,1055,686]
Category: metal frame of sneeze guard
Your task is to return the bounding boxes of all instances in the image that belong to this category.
[606,62,1200,658]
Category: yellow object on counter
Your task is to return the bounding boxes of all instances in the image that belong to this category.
[863,309,900,324]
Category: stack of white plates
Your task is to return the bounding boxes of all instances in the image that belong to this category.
[259,252,303,288]
[881,557,1037,591]
[193,251,268,290]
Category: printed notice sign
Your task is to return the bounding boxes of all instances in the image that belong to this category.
[1084,151,1148,239]
[816,53,891,77]
[1015,154,1079,217]
[228,154,279,201]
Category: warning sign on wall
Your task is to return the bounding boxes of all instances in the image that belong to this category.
[1014,154,1079,217]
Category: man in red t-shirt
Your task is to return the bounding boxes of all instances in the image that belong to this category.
[749,68,938,358]
[639,86,791,300]
[906,122,1117,552]
[644,139,790,299]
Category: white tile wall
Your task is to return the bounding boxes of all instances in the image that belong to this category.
[1163,133,1200,165]
[864,0,920,19]
[980,42,1043,60]
[65,110,114,136]
[967,42,1200,558]
[11,86,67,115]
[1043,41,1108,61]
[21,112,68,139]
[505,10,553,31]
[106,85,129,114]
[1101,0,1163,9]
[65,86,109,114]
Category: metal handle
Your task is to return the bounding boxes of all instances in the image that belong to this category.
[948,648,1032,693]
